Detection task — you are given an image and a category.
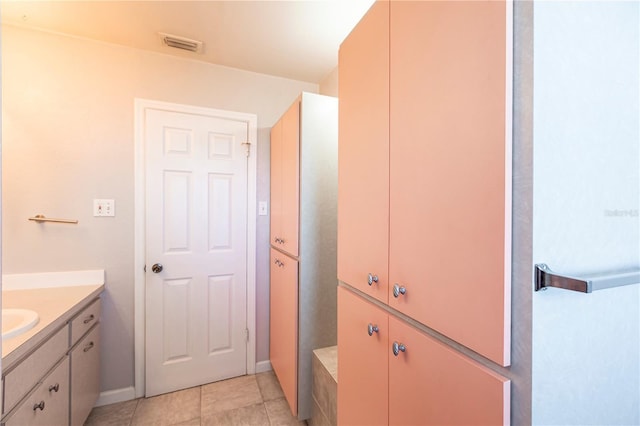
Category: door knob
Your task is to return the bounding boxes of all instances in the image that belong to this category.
[152,263,163,273]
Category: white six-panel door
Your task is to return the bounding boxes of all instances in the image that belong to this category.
[144,107,250,396]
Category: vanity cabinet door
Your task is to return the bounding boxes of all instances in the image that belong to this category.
[70,325,100,426]
[337,0,390,304]
[3,326,68,413]
[4,357,69,426]
[337,287,388,426]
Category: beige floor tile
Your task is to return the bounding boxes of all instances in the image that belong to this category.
[84,399,139,426]
[201,402,269,426]
[256,371,285,402]
[201,375,263,416]
[131,386,201,426]
[264,398,306,426]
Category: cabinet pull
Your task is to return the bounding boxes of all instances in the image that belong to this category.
[33,401,45,411]
[393,284,406,298]
[83,314,96,324]
[367,273,379,286]
[367,323,379,336]
[274,237,285,244]
[83,341,95,352]
[392,341,406,357]
[48,383,60,393]
[274,259,285,267]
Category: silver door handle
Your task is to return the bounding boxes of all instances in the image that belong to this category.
[367,323,379,336]
[368,273,379,286]
[392,341,406,356]
[152,263,163,273]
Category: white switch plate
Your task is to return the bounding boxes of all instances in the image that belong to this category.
[258,201,268,216]
[94,199,115,217]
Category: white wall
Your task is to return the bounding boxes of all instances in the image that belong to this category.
[532,2,640,424]
[1,24,318,393]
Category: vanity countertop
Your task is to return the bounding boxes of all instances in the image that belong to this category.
[2,284,104,369]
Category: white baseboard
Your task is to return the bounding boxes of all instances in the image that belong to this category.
[95,386,137,407]
[255,360,272,374]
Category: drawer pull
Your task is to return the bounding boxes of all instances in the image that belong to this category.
[83,341,95,352]
[83,314,96,324]
[367,273,379,286]
[48,383,60,393]
[274,259,285,268]
[393,284,406,298]
[274,237,285,244]
[33,401,45,411]
[367,323,379,336]
[392,341,406,357]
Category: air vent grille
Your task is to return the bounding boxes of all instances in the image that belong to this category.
[159,33,203,53]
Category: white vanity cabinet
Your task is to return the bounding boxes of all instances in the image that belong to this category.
[1,295,102,426]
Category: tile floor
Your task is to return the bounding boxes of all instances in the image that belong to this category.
[85,372,306,426]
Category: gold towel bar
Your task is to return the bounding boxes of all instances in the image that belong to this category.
[28,214,78,224]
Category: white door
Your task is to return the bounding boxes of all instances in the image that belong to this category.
[144,107,250,397]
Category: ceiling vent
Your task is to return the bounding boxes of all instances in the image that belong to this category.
[159,33,203,54]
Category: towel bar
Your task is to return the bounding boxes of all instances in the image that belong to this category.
[28,214,78,224]
[535,264,640,293]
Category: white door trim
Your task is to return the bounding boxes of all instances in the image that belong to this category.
[133,98,257,398]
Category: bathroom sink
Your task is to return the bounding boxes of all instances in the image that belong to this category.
[2,309,39,339]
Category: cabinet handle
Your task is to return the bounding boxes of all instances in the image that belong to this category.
[274,259,285,267]
[274,237,285,244]
[367,323,379,336]
[392,341,406,357]
[48,383,60,393]
[83,341,95,352]
[83,314,95,324]
[33,401,45,411]
[393,284,406,298]
[367,273,379,286]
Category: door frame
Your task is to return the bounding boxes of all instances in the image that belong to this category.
[133,98,258,398]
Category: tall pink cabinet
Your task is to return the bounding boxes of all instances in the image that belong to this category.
[270,92,338,420]
[338,1,513,424]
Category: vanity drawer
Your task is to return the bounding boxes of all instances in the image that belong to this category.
[70,298,100,346]
[3,356,70,426]
[3,326,68,414]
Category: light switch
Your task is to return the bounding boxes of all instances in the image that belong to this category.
[258,201,268,216]
[94,199,115,217]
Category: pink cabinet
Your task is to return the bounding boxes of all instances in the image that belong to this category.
[338,287,510,425]
[269,93,338,420]
[338,0,511,367]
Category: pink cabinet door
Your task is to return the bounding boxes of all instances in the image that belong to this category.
[270,118,283,247]
[270,248,299,415]
[280,100,300,257]
[337,287,388,426]
[388,316,510,426]
[270,99,300,257]
[388,0,511,366]
[337,0,390,303]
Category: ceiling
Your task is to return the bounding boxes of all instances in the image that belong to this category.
[0,0,375,83]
